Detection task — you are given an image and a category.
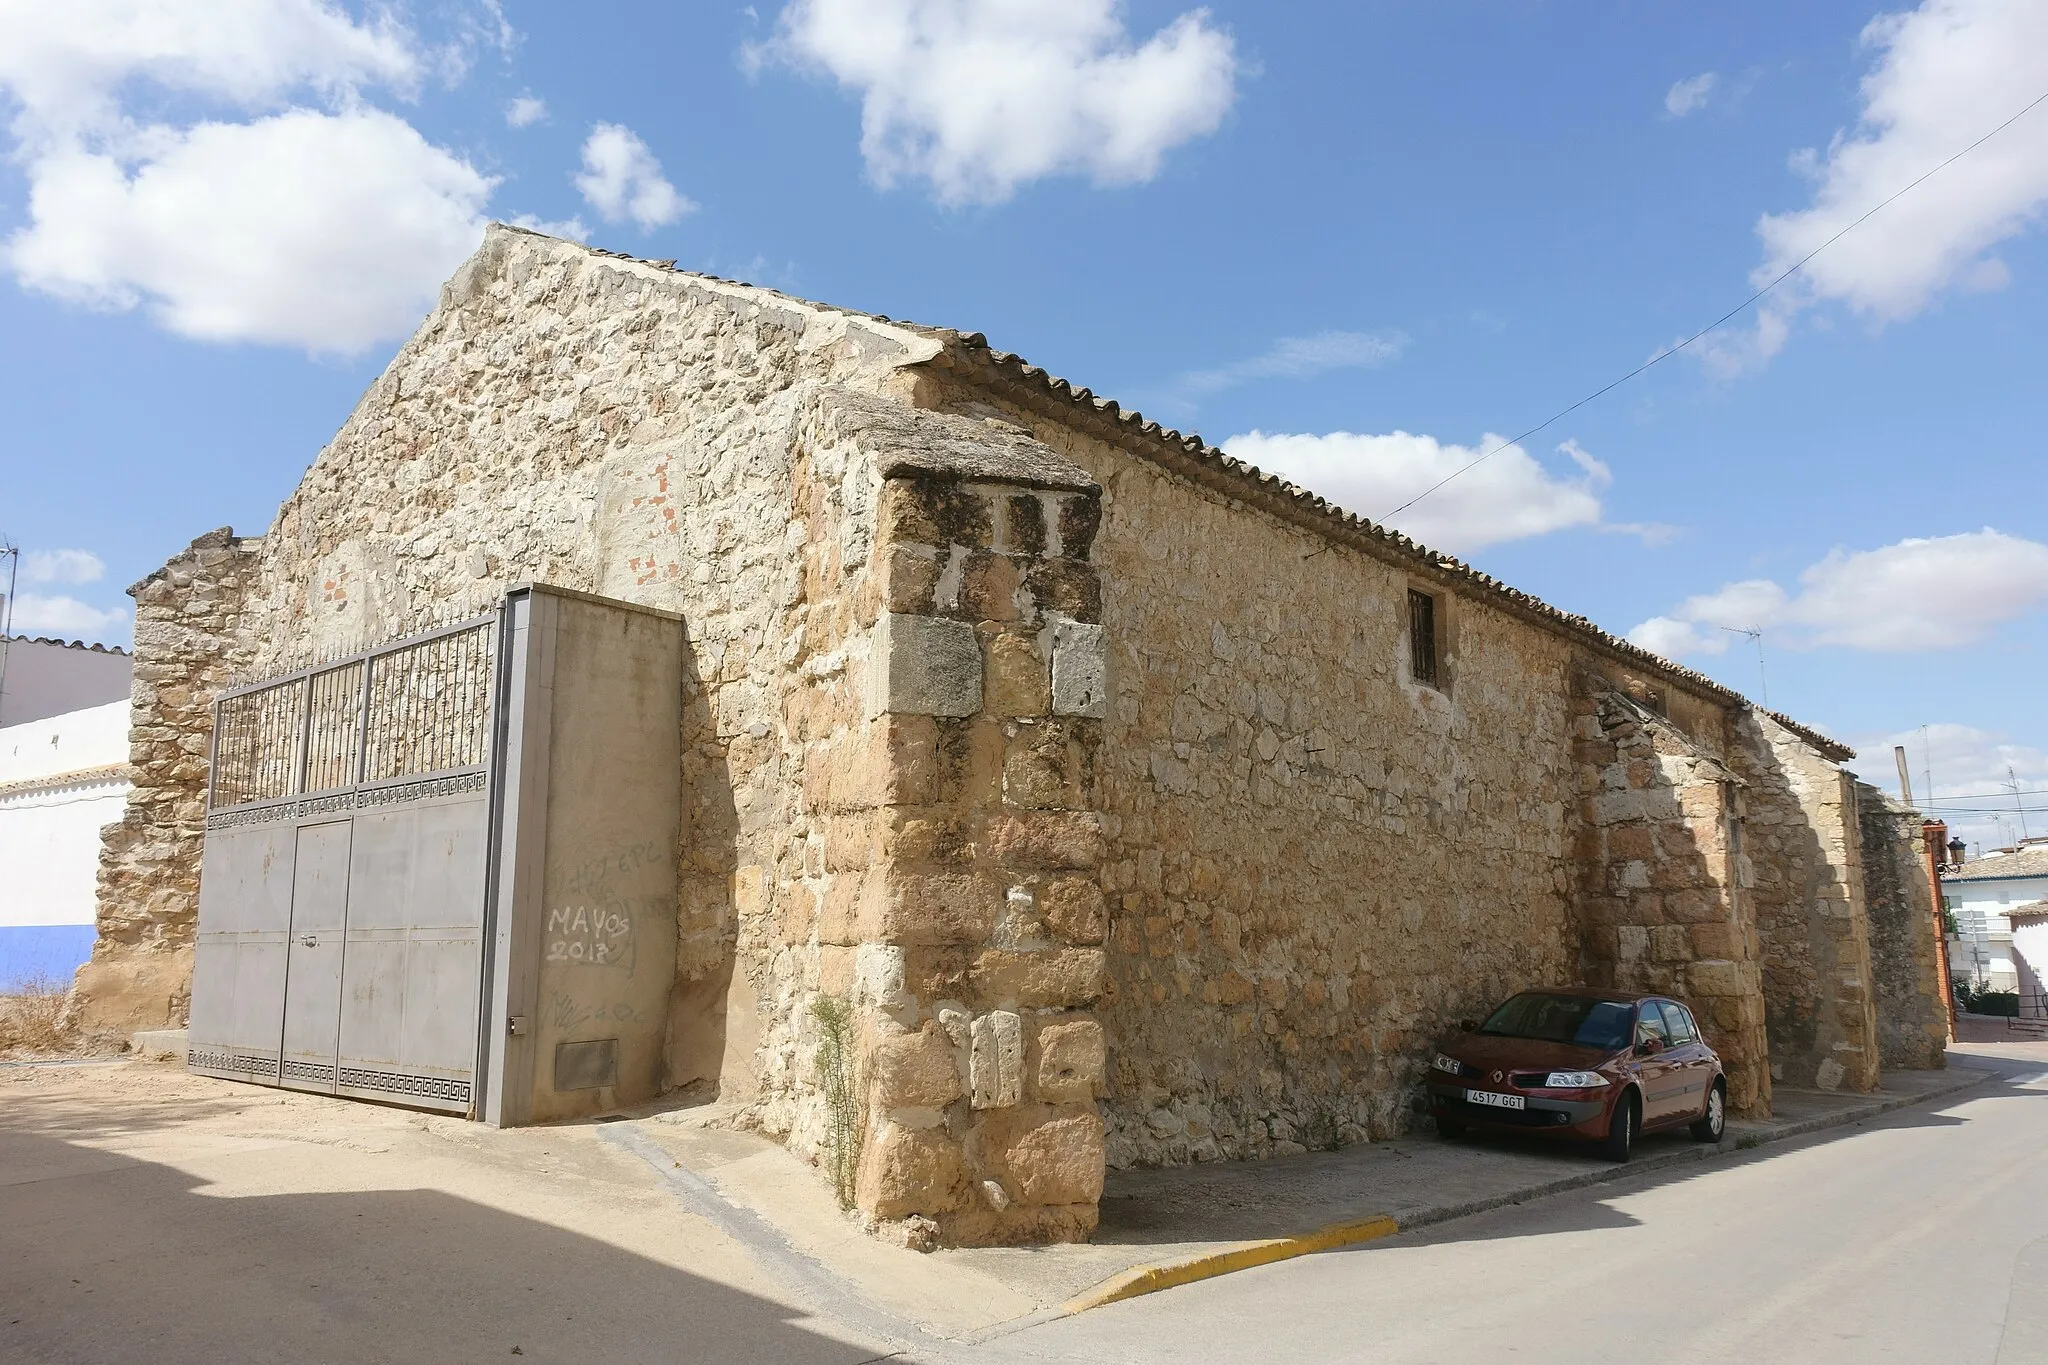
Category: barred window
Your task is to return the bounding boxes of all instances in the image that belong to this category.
[1408,588,1440,689]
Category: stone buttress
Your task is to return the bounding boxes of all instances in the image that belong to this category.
[817,396,1111,1244]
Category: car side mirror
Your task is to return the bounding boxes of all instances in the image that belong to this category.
[1459,1019,1477,1033]
[1635,1038,1662,1057]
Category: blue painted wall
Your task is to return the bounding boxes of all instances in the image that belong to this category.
[0,925,96,990]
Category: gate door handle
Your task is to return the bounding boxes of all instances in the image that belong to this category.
[298,935,318,948]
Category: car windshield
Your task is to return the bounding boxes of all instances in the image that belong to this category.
[1477,993,1635,1051]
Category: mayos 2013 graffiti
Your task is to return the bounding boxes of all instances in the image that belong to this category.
[545,903,634,968]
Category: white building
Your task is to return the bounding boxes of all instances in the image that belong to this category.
[0,637,132,989]
[1942,844,2048,998]
[2010,902,2046,1012]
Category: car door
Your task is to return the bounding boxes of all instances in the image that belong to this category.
[1632,1002,1685,1124]
[1658,1001,1714,1118]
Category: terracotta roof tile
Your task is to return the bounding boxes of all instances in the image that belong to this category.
[1946,847,2048,883]
[549,229,1854,763]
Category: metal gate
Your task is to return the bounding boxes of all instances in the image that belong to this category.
[187,615,498,1114]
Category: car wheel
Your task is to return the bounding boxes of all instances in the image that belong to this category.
[1600,1091,1638,1163]
[1436,1115,1466,1140]
[1690,1079,1726,1143]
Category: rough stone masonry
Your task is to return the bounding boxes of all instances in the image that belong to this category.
[77,226,1950,1246]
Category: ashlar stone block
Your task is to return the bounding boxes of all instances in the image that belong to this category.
[1033,1019,1105,1103]
[1048,618,1107,718]
[857,1120,966,1220]
[969,1009,1024,1109]
[874,1023,966,1110]
[868,612,983,718]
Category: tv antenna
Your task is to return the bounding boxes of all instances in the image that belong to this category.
[0,536,16,719]
[1717,624,1767,709]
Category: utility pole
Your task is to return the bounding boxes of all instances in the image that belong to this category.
[2010,765,2033,844]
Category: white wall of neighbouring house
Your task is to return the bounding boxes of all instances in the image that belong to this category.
[2011,918,2048,1013]
[1943,858,2048,994]
[0,700,131,988]
[0,638,132,728]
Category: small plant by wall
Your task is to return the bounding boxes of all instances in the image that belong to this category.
[810,997,865,1210]
[0,973,75,1055]
[1952,979,2020,1017]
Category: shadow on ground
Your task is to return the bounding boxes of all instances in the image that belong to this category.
[1095,1064,2035,1253]
[0,1128,889,1365]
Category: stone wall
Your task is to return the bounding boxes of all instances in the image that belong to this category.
[1732,713,1881,1093]
[90,229,939,1155]
[95,229,1946,1245]
[911,375,1642,1166]
[1572,683,1770,1115]
[72,528,258,1037]
[1854,782,1949,1070]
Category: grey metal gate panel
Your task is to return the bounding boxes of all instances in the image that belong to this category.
[194,591,682,1127]
[188,820,296,1082]
[333,788,489,1112]
[195,615,497,1115]
[278,821,352,1092]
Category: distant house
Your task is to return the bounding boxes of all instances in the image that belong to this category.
[2007,900,2047,1014]
[1942,844,2048,996]
[0,637,133,987]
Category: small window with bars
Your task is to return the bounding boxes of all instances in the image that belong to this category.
[1408,588,1441,689]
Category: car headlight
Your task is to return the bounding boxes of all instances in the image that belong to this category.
[1431,1053,1467,1076]
[1542,1071,1610,1089]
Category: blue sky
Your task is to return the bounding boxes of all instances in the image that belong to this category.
[2,0,2045,845]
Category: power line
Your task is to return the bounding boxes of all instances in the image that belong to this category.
[1381,83,2048,524]
[1877,786,2048,802]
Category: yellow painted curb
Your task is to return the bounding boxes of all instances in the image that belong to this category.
[1060,1213,1401,1314]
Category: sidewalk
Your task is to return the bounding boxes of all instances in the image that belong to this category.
[617,1059,2000,1342]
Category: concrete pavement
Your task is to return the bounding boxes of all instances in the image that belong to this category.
[0,1061,900,1364]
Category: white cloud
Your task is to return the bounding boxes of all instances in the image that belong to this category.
[13,110,493,352]
[511,213,591,242]
[1844,722,2048,853]
[1665,72,1718,118]
[0,1,504,353]
[1221,430,1649,556]
[1182,330,1407,397]
[1710,0,2048,369]
[506,95,547,128]
[7,593,129,641]
[760,0,1237,204]
[21,549,106,585]
[0,0,423,139]
[574,123,693,230]
[1629,529,2048,657]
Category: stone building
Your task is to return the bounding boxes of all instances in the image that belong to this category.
[76,225,1948,1245]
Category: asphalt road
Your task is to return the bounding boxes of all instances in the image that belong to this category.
[985,1045,2048,1365]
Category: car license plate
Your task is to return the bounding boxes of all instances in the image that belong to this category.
[1466,1089,1525,1110]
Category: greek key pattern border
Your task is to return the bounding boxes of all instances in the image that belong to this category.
[356,771,487,810]
[207,770,486,830]
[337,1066,471,1105]
[280,1059,338,1085]
[188,1047,276,1076]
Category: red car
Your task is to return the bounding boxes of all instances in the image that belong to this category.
[1424,988,1727,1162]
